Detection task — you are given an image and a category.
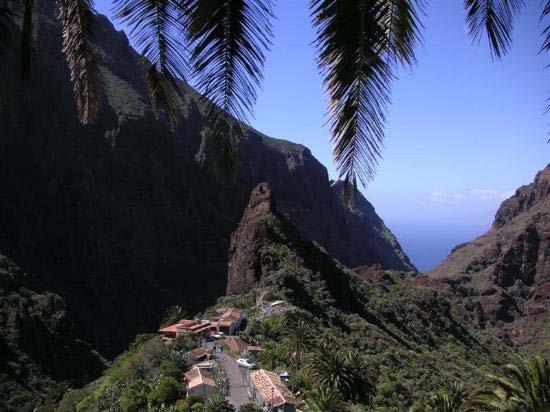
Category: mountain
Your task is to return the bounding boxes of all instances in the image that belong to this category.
[212,182,512,409]
[227,182,361,306]
[418,165,549,355]
[0,255,106,411]
[0,0,412,360]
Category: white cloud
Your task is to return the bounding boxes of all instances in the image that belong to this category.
[466,188,514,201]
[426,188,513,204]
[428,191,467,204]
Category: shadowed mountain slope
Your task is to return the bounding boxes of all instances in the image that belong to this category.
[0,0,413,358]
[0,255,106,411]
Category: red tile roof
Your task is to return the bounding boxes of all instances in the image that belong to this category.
[159,319,215,335]
[185,347,210,360]
[225,336,249,353]
[220,308,243,322]
[249,369,298,407]
[185,366,216,389]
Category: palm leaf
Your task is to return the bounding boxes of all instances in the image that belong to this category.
[57,0,99,124]
[196,108,239,176]
[114,0,188,124]
[464,0,525,59]
[467,356,550,411]
[21,0,34,79]
[540,1,549,115]
[541,1,550,53]
[186,0,275,169]
[311,0,423,194]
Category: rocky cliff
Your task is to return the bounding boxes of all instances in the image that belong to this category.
[0,0,412,358]
[225,183,512,409]
[227,182,359,306]
[418,165,549,355]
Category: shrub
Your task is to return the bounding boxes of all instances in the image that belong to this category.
[205,396,235,411]
[239,403,262,412]
[172,334,201,353]
[119,379,149,412]
[191,401,205,411]
[159,359,185,379]
[148,377,180,407]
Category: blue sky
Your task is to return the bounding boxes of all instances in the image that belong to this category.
[95,1,549,271]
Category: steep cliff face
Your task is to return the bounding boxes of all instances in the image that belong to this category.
[227,182,358,306]
[0,255,106,411]
[419,165,549,354]
[0,0,412,357]
[330,181,415,272]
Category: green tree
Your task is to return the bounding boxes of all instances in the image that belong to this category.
[172,334,201,353]
[282,319,313,368]
[191,402,205,411]
[205,396,235,412]
[159,359,186,380]
[303,387,344,412]
[257,342,285,370]
[119,379,149,412]
[468,356,550,412]
[238,403,263,412]
[306,341,376,405]
[148,376,180,407]
[412,382,469,412]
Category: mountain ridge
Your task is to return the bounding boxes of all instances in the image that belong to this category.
[417,164,549,355]
[0,0,413,359]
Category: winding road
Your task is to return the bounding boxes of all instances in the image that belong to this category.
[215,351,251,409]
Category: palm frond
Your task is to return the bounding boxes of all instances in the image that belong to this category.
[541,1,550,53]
[186,0,275,167]
[464,0,525,59]
[21,0,34,79]
[467,356,550,411]
[57,0,99,124]
[541,1,550,116]
[0,5,15,51]
[311,0,423,194]
[114,0,188,124]
[196,107,239,176]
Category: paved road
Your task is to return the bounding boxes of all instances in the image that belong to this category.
[215,351,251,410]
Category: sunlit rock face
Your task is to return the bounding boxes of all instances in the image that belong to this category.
[420,165,550,354]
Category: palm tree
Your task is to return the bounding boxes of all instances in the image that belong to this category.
[412,382,469,412]
[303,386,344,412]
[257,342,285,370]
[306,340,376,405]
[281,319,313,369]
[1,0,547,187]
[467,356,550,411]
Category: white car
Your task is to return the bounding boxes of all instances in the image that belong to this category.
[236,358,257,369]
[277,371,289,380]
[213,332,225,339]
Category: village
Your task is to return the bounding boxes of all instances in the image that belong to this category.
[158,299,298,411]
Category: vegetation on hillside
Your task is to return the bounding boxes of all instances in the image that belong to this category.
[65,334,195,411]
[0,255,106,412]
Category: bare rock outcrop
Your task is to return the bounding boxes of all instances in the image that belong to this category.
[417,165,550,354]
